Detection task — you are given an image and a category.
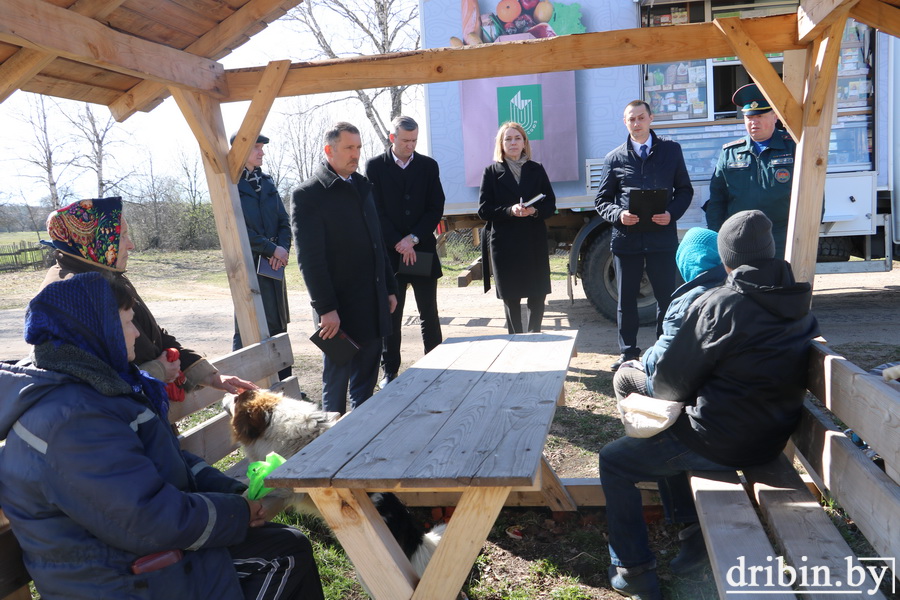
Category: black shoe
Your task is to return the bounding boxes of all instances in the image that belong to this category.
[379,373,397,389]
[611,354,638,371]
[669,523,708,575]
[608,564,662,600]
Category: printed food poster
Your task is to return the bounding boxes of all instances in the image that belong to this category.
[457,0,584,186]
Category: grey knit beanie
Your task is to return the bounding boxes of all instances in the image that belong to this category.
[717,210,775,269]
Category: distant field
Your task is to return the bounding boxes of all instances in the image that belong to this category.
[0,231,44,246]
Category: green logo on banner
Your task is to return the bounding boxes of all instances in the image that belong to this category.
[497,84,543,140]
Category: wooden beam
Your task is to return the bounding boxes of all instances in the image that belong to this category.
[798,0,859,43]
[0,0,127,104]
[713,17,804,141]
[786,19,846,285]
[221,14,805,102]
[0,48,54,103]
[108,0,295,121]
[227,59,291,184]
[0,0,226,97]
[851,0,900,38]
[169,89,274,386]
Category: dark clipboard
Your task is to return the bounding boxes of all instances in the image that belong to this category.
[628,189,669,232]
[257,256,285,281]
[309,327,360,366]
[397,250,434,277]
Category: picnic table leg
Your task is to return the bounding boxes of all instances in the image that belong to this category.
[412,486,512,600]
[540,455,578,511]
[307,488,417,600]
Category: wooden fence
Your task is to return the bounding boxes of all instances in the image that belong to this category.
[0,243,52,272]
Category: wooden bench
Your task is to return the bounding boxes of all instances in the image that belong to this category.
[691,340,899,599]
[0,333,296,600]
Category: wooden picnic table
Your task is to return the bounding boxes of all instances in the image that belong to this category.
[267,330,579,600]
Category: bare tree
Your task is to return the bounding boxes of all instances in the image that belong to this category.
[65,104,131,196]
[174,150,208,209]
[285,0,421,149]
[17,95,76,210]
[272,99,332,193]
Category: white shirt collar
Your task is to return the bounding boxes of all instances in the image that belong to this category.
[391,150,414,169]
[630,137,652,155]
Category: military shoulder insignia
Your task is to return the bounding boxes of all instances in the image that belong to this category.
[723,139,744,149]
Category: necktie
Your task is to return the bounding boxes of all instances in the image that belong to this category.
[640,144,648,161]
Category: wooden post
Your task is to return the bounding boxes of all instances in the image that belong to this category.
[785,19,846,287]
[169,88,276,386]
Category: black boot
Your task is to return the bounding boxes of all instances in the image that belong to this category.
[669,523,708,575]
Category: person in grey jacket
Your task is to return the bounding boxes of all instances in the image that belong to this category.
[0,273,323,600]
[595,100,693,371]
[599,211,819,599]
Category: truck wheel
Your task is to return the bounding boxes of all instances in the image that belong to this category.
[817,237,851,262]
[581,229,657,325]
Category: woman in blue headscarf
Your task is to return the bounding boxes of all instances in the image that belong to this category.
[0,273,324,600]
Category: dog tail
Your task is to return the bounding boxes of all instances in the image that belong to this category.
[410,522,445,577]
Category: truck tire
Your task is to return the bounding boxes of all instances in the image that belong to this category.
[581,229,657,325]
[817,237,851,262]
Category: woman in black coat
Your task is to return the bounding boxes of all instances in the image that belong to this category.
[478,122,557,333]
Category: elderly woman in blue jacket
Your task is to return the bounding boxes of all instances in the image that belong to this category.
[0,273,323,600]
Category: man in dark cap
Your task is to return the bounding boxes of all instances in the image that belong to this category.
[599,210,819,598]
[231,133,293,380]
[705,83,797,258]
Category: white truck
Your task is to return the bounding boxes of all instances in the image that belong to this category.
[421,0,899,323]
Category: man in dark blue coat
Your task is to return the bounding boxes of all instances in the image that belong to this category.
[292,122,398,414]
[365,116,446,387]
[232,133,293,380]
[595,100,693,371]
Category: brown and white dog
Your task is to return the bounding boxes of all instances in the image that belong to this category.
[222,389,448,595]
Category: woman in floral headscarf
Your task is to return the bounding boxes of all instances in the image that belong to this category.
[40,197,255,398]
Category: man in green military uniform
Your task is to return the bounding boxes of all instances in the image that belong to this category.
[705,83,796,257]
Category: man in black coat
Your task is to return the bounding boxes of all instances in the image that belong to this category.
[232,133,292,380]
[291,122,398,414]
[595,100,693,371]
[365,116,446,387]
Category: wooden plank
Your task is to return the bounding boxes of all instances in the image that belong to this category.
[0,0,226,96]
[0,48,54,103]
[792,400,900,582]
[68,0,128,20]
[412,486,511,600]
[798,0,860,43]
[713,17,803,141]
[456,256,482,287]
[538,455,577,511]
[308,488,417,600]
[851,0,900,38]
[167,333,293,422]
[744,454,887,599]
[785,20,844,286]
[220,14,805,103]
[395,478,661,508]
[269,339,479,488]
[178,409,239,464]
[108,0,298,120]
[691,471,796,599]
[170,89,273,375]
[227,59,290,183]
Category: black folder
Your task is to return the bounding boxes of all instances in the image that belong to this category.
[397,251,434,277]
[257,256,285,281]
[628,189,669,232]
[309,328,360,366]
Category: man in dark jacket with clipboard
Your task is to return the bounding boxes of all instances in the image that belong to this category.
[292,122,398,415]
[231,133,292,380]
[595,100,693,371]
[365,116,446,388]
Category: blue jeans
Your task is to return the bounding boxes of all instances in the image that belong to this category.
[599,430,731,568]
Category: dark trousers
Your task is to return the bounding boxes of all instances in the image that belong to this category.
[321,336,382,415]
[229,522,324,600]
[232,319,292,381]
[502,296,546,334]
[382,275,442,376]
[613,251,677,357]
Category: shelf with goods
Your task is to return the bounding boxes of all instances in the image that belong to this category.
[644,60,710,122]
[654,121,746,180]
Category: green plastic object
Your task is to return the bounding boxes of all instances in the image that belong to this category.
[245,452,286,500]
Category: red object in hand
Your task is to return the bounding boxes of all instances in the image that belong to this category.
[164,348,187,402]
